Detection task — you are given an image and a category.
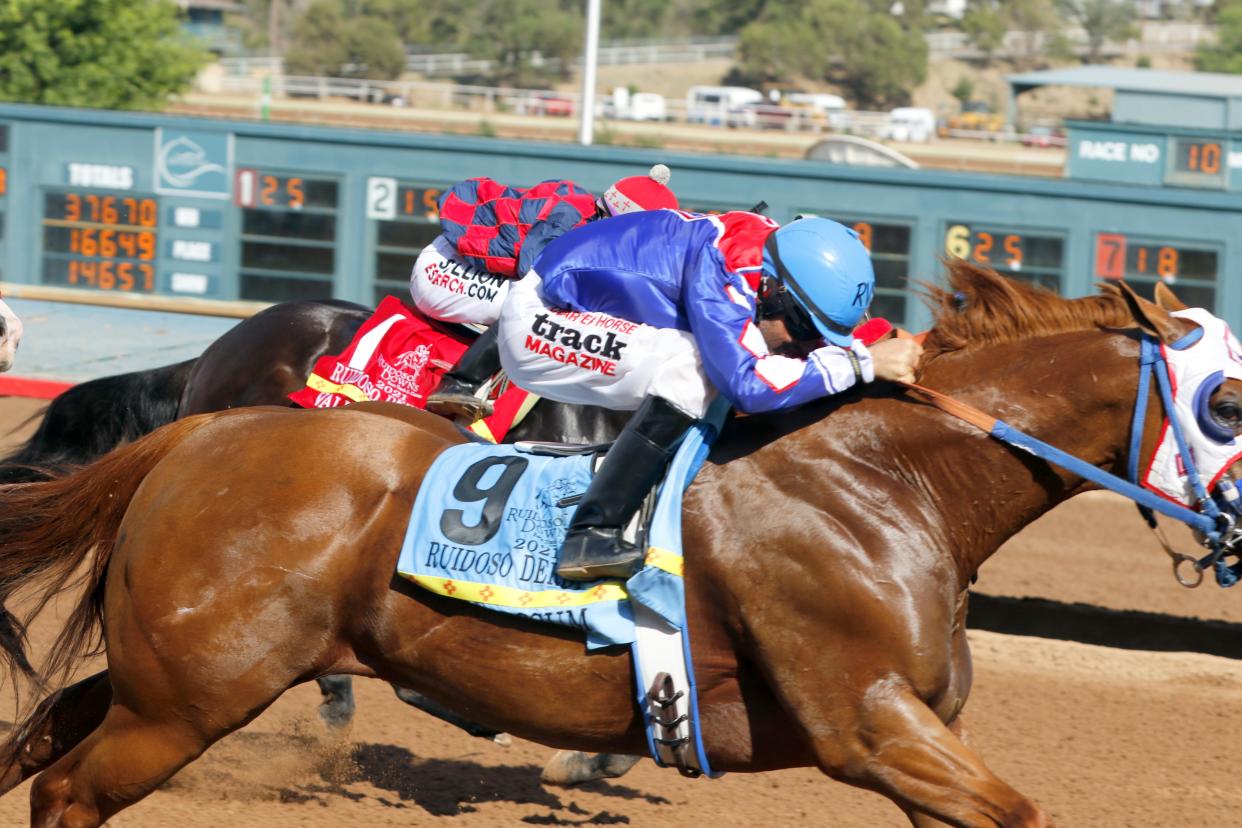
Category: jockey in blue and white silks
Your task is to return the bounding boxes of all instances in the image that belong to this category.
[494,209,923,581]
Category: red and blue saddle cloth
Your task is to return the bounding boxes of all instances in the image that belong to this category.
[289,295,535,443]
[396,399,731,777]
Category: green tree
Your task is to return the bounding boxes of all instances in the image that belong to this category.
[1056,0,1137,63]
[691,0,769,35]
[1005,0,1061,68]
[1196,0,1242,73]
[952,76,975,105]
[961,0,1007,63]
[735,0,927,108]
[342,15,406,79]
[361,0,461,46]
[284,0,348,76]
[0,0,208,110]
[468,0,583,85]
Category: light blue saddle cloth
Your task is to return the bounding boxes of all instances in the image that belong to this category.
[395,402,727,650]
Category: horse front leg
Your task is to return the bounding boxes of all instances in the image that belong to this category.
[900,717,995,828]
[741,593,1047,827]
[809,677,1047,827]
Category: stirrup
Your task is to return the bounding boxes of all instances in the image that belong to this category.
[556,528,645,581]
[425,391,494,421]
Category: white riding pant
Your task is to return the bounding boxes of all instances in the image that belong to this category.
[496,273,715,417]
[409,235,513,326]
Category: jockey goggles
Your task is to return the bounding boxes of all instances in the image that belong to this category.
[757,232,857,344]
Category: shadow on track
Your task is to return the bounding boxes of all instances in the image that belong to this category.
[968,592,1242,658]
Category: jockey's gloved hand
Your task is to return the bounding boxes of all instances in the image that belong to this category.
[870,337,923,384]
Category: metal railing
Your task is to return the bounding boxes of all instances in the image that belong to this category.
[218,22,1208,81]
[219,37,739,80]
[214,73,905,136]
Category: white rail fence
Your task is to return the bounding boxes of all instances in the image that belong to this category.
[219,37,739,80]
[215,73,900,136]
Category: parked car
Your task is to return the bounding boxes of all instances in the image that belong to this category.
[602,88,667,122]
[783,92,848,129]
[940,100,1006,137]
[727,102,796,130]
[882,107,935,143]
[517,92,573,117]
[1021,125,1067,148]
[686,85,763,126]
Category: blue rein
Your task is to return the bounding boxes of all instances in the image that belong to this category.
[980,332,1241,587]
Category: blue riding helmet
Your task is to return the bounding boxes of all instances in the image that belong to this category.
[761,217,876,347]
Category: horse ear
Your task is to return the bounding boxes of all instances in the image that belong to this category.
[1153,281,1190,312]
[1115,281,1194,344]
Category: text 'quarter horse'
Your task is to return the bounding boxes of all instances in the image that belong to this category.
[3,261,1242,828]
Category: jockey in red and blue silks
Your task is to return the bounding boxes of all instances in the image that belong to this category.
[493,209,923,581]
[421,165,679,419]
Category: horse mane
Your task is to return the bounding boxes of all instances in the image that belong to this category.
[919,259,1134,361]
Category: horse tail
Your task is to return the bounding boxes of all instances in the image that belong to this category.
[0,413,220,698]
[0,359,196,483]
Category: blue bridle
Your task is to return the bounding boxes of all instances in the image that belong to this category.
[913,329,1242,587]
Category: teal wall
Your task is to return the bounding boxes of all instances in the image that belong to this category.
[3,102,1242,331]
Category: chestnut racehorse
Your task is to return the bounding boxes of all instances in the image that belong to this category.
[2,263,1237,827]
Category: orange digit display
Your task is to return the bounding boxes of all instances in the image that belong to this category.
[286,177,305,210]
[422,187,440,219]
[1190,143,1224,174]
[260,175,278,206]
[43,189,161,293]
[1003,234,1022,267]
[972,231,993,263]
[1158,246,1178,279]
[0,166,6,197]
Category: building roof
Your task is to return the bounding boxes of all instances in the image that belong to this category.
[1007,66,1242,99]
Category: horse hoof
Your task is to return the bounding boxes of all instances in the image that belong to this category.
[540,750,593,786]
[493,732,512,748]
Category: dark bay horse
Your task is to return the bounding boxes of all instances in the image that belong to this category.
[2,263,1237,827]
[0,299,623,483]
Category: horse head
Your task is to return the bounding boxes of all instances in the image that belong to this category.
[0,296,22,372]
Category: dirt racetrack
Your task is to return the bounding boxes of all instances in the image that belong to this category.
[1,396,1241,827]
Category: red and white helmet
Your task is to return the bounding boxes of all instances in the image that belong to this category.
[600,164,678,216]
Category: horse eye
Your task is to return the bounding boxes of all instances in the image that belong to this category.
[1214,401,1242,429]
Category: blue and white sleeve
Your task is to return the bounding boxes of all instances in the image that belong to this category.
[682,262,872,414]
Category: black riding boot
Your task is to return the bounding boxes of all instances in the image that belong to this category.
[556,396,696,581]
[426,325,502,420]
